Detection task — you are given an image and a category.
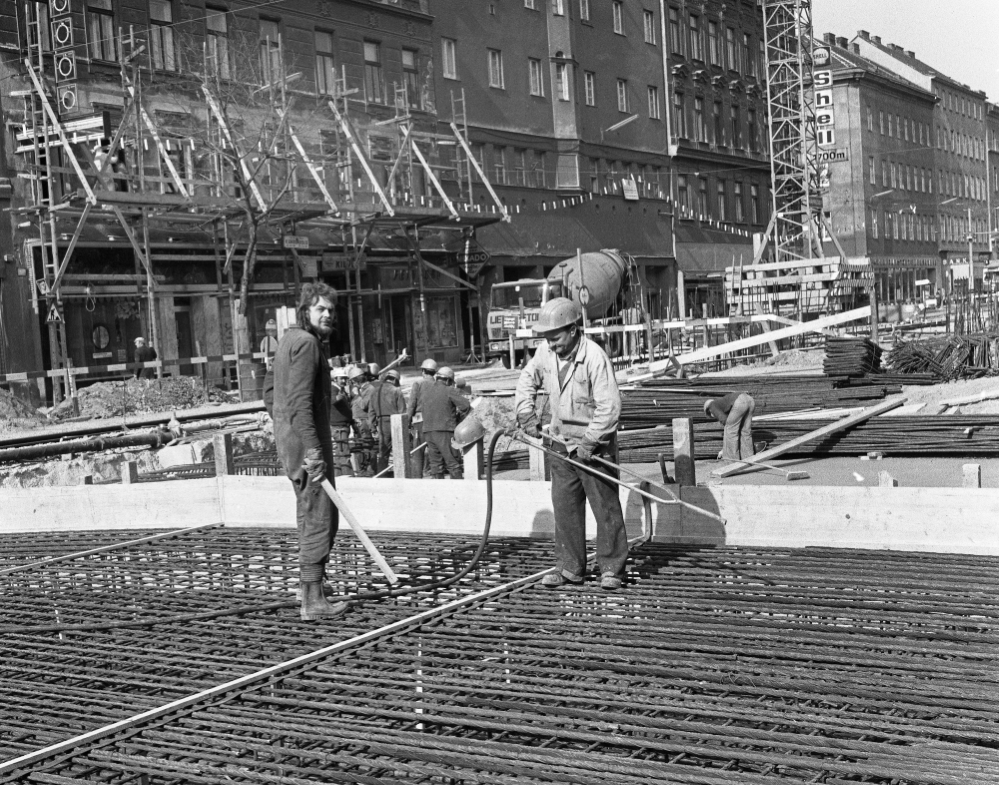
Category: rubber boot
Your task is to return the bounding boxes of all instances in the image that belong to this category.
[300,581,349,621]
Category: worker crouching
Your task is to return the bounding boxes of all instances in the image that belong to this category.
[271,282,348,620]
[703,393,756,461]
[515,297,628,591]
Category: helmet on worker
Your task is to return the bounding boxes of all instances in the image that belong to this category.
[451,417,485,450]
[533,297,581,335]
[436,366,455,383]
[331,366,349,380]
[420,358,438,374]
[384,368,401,383]
[347,364,367,382]
[367,362,381,378]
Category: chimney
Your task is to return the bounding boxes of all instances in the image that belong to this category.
[858,30,869,40]
[905,50,915,58]
[872,35,882,44]
[836,37,848,49]
[823,32,835,45]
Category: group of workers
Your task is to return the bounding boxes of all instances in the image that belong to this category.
[268,282,756,621]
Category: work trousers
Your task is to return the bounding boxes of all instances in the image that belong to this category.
[425,430,463,479]
[352,427,375,477]
[373,417,393,475]
[331,426,353,477]
[411,420,426,477]
[289,466,339,583]
[548,443,629,580]
[722,393,756,461]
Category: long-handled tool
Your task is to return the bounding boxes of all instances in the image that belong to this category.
[320,479,399,584]
[509,430,725,525]
[719,457,809,481]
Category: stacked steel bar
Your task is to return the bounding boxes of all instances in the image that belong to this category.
[617,414,999,461]
[3,539,997,784]
[823,336,882,376]
[886,334,999,379]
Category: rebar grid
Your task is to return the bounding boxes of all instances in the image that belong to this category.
[3,539,997,784]
[0,530,177,570]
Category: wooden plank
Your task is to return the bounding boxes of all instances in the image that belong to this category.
[712,398,904,478]
[646,305,871,373]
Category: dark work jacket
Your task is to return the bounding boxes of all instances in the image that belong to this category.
[271,325,333,480]
[135,346,157,379]
[330,382,353,427]
[420,380,471,432]
[369,380,406,424]
[705,391,746,425]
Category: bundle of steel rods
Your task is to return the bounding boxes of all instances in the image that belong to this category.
[886,334,999,379]
[617,415,999,460]
[823,336,882,376]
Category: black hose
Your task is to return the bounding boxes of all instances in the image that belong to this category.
[4,430,506,636]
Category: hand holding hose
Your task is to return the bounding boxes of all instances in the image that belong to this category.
[303,447,326,484]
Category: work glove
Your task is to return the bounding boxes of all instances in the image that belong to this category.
[303,447,327,484]
[575,440,600,463]
[517,414,542,439]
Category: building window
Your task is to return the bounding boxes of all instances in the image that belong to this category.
[442,38,457,79]
[713,100,723,145]
[750,183,760,224]
[529,58,545,97]
[707,20,720,66]
[731,105,742,147]
[668,7,682,55]
[677,174,689,210]
[524,0,535,7]
[402,48,420,109]
[643,10,656,44]
[149,1,175,70]
[734,181,744,222]
[697,178,707,214]
[882,161,888,187]
[879,110,885,135]
[743,33,753,75]
[494,147,507,185]
[612,2,624,34]
[694,97,705,141]
[866,106,873,131]
[725,27,737,71]
[673,92,686,137]
[871,208,878,239]
[87,0,117,62]
[514,149,528,185]
[552,0,564,15]
[315,31,335,96]
[488,49,504,89]
[716,180,727,220]
[579,0,590,21]
[206,8,230,80]
[556,63,570,101]
[758,39,765,77]
[259,19,282,83]
[688,14,702,61]
[616,79,628,112]
[648,85,660,119]
[869,155,875,185]
[363,40,383,103]
[747,107,757,152]
[584,71,595,105]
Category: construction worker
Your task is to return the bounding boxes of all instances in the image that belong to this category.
[348,364,374,476]
[133,337,157,379]
[367,367,406,475]
[421,366,470,479]
[407,358,439,476]
[271,282,348,620]
[329,365,354,477]
[260,319,279,371]
[515,297,628,591]
[703,393,756,461]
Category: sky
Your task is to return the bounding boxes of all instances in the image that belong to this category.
[812,0,999,102]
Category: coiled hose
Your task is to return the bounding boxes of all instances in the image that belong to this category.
[3,430,507,636]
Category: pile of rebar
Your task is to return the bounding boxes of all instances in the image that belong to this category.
[823,336,882,376]
[3,529,997,785]
[886,334,999,379]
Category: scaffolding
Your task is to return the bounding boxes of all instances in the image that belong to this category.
[11,2,507,392]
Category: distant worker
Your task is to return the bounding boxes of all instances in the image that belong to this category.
[703,393,756,461]
[350,364,376,477]
[421,366,470,479]
[515,297,628,591]
[260,319,279,370]
[133,337,157,379]
[271,282,348,620]
[329,365,354,477]
[407,358,439,476]
[367,367,406,475]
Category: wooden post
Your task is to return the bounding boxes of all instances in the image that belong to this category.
[214,432,235,476]
[869,287,879,343]
[390,413,412,478]
[120,460,139,484]
[878,471,898,488]
[962,463,982,489]
[461,436,485,481]
[672,417,696,487]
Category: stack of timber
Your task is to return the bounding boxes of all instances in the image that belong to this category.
[725,256,873,317]
[619,374,935,427]
[823,336,882,376]
[617,414,999,461]
[886,334,999,380]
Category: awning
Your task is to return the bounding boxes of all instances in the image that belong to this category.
[674,223,754,273]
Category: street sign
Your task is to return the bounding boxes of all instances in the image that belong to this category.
[461,238,490,277]
[283,235,309,250]
[817,149,848,163]
[622,178,640,201]
[46,302,62,324]
[578,286,591,305]
[36,279,49,296]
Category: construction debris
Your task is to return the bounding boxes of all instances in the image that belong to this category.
[886,334,999,379]
[58,378,238,420]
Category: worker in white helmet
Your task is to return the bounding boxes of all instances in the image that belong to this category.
[420,365,470,479]
[515,297,628,591]
[406,358,439,476]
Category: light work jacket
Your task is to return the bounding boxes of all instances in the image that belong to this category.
[514,336,620,448]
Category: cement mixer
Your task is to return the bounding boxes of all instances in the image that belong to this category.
[485,249,636,366]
